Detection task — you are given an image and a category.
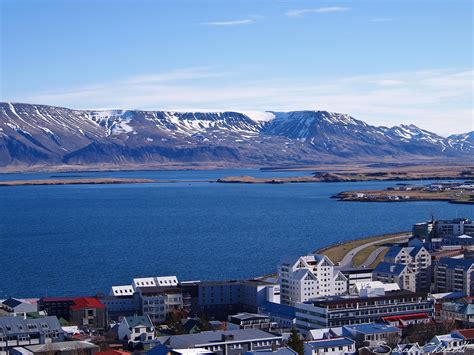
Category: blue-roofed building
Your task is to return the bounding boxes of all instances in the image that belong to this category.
[440,300,474,327]
[245,347,297,355]
[341,323,401,347]
[373,262,416,292]
[258,302,295,329]
[434,257,474,296]
[304,338,355,355]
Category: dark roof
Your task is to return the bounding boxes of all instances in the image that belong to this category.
[374,261,408,276]
[308,290,426,307]
[260,302,296,318]
[124,315,153,328]
[0,316,63,336]
[2,297,22,309]
[438,257,474,271]
[306,338,355,348]
[157,329,282,349]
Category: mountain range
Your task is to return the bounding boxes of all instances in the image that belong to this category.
[0,102,472,170]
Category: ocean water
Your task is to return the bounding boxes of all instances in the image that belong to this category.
[0,169,472,298]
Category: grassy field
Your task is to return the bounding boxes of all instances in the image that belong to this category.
[317,232,409,263]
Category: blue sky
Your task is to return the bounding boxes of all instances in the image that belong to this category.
[1,0,472,135]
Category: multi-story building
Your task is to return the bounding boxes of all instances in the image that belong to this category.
[38,297,106,329]
[440,300,474,328]
[433,218,474,238]
[138,286,183,323]
[434,257,474,296]
[154,329,283,355]
[194,279,279,320]
[278,254,347,306]
[372,262,416,292]
[295,291,433,333]
[0,316,65,354]
[304,338,356,355]
[383,246,432,291]
[335,267,373,290]
[228,313,272,330]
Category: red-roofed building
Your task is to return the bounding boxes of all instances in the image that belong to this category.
[452,329,474,344]
[382,313,431,328]
[97,350,130,355]
[38,297,107,330]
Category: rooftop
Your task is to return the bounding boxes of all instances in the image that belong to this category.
[305,337,355,348]
[343,323,400,335]
[70,297,105,310]
[124,315,153,328]
[157,329,282,349]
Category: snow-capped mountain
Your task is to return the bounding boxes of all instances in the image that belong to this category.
[0,102,472,168]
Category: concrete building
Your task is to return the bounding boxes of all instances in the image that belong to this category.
[193,280,279,320]
[434,257,474,296]
[0,316,65,354]
[295,291,433,333]
[228,314,272,330]
[117,315,155,343]
[440,300,474,328]
[278,254,347,306]
[372,262,416,292]
[155,329,283,355]
[335,267,373,290]
[383,246,432,292]
[138,285,183,323]
[303,338,356,355]
[10,341,98,355]
[69,297,107,329]
[341,323,401,348]
[257,302,295,329]
[433,218,474,238]
[1,298,37,316]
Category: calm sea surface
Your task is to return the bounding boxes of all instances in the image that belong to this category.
[1,169,473,298]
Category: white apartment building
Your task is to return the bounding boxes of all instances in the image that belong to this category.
[278,254,347,306]
[384,246,432,291]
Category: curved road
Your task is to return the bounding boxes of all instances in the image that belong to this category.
[339,233,411,267]
[360,246,387,268]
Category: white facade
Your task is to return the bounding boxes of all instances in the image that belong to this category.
[117,315,155,342]
[278,254,347,306]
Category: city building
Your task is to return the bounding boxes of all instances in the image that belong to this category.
[434,257,474,296]
[295,291,433,333]
[381,313,431,328]
[0,316,65,354]
[349,281,400,297]
[391,343,423,355]
[257,302,295,329]
[155,329,283,355]
[245,348,297,355]
[10,341,99,355]
[69,297,107,329]
[278,254,347,306]
[117,315,155,343]
[303,338,356,355]
[194,280,279,320]
[422,333,467,353]
[1,298,37,315]
[433,218,474,238]
[440,300,474,328]
[138,285,183,323]
[341,323,401,347]
[383,246,432,292]
[228,313,272,330]
[335,267,373,290]
[372,262,416,292]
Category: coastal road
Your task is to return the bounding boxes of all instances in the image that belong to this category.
[360,246,387,268]
[339,233,411,268]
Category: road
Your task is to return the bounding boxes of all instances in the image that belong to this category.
[360,246,387,268]
[339,233,411,268]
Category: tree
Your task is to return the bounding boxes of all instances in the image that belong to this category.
[287,328,304,355]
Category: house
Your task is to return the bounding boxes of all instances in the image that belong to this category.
[341,323,401,347]
[381,313,431,328]
[440,300,474,327]
[228,313,272,330]
[278,254,347,306]
[305,328,342,341]
[434,257,474,296]
[295,291,433,333]
[303,338,356,355]
[391,343,423,355]
[155,329,283,355]
[0,316,65,353]
[118,314,155,343]
[423,332,466,352]
[358,344,391,355]
[372,262,416,292]
[452,328,474,344]
[1,298,37,315]
[10,340,98,355]
[69,297,107,329]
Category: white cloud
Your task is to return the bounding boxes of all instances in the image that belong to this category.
[286,7,350,18]
[201,19,255,26]
[20,67,474,136]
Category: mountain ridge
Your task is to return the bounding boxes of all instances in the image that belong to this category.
[0,102,472,169]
